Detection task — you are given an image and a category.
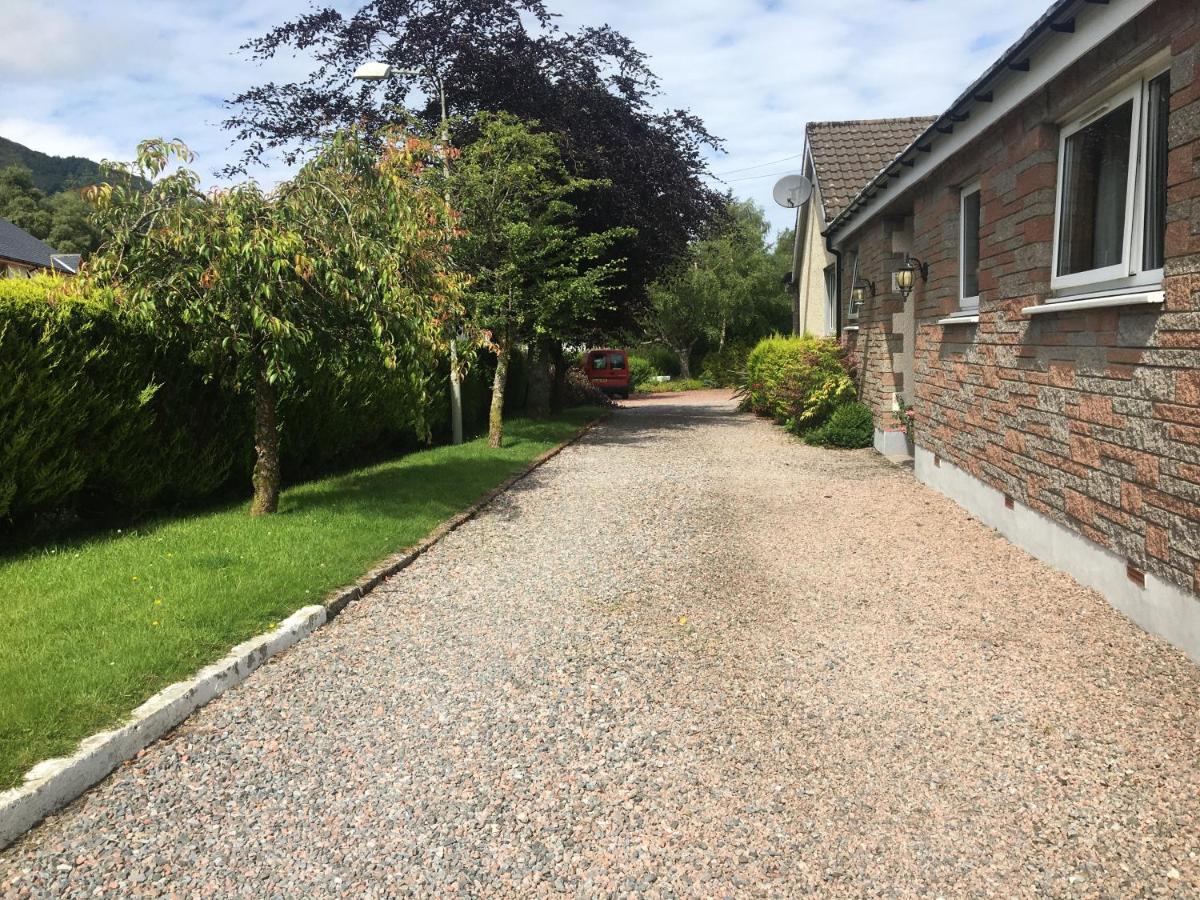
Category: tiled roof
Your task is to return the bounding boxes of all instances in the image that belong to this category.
[0,218,60,270]
[807,117,937,221]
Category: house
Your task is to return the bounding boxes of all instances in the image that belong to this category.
[822,0,1200,660]
[0,218,79,277]
[788,118,934,337]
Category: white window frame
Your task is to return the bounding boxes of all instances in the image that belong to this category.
[959,180,982,311]
[846,249,861,321]
[1049,70,1168,297]
[823,264,837,335]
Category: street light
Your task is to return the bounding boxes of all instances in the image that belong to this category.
[354,60,463,446]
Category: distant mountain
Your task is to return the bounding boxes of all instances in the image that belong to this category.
[0,136,108,194]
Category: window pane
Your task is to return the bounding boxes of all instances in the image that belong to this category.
[962,189,981,301]
[591,354,607,369]
[610,353,626,369]
[1057,99,1133,277]
[1144,72,1170,271]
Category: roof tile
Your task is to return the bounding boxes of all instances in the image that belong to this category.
[807,117,936,221]
[0,218,60,270]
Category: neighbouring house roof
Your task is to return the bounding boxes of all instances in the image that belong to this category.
[0,218,66,271]
[806,117,936,222]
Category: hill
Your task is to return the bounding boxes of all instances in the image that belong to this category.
[0,136,107,194]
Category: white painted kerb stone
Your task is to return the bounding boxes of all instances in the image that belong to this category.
[0,605,327,850]
[914,446,1200,664]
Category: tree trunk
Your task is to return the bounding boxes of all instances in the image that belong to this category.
[677,346,692,380]
[488,332,511,449]
[719,315,727,351]
[526,340,552,418]
[549,342,568,414]
[250,369,281,516]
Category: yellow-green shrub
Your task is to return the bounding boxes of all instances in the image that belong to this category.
[744,335,855,433]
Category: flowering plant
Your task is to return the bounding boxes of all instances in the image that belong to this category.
[895,394,916,443]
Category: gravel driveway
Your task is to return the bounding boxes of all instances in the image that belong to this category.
[3,390,1199,898]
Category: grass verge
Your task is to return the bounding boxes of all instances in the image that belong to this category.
[0,409,600,789]
[635,378,707,394]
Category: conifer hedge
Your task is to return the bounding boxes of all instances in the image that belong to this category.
[0,276,499,532]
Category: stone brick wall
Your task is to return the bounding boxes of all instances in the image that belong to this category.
[850,0,1200,595]
[839,220,907,430]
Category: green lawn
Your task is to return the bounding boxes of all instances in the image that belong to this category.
[0,409,600,790]
[635,378,708,393]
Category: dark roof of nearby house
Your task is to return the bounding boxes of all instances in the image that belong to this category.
[806,117,936,221]
[0,218,62,270]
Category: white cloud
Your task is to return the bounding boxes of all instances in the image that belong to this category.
[0,118,123,163]
[1,0,1054,232]
[555,0,1053,233]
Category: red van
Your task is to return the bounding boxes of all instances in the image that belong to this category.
[583,348,631,398]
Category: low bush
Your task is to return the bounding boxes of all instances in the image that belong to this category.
[700,342,751,388]
[642,344,681,378]
[744,335,855,433]
[803,402,874,448]
[563,366,616,408]
[628,355,658,388]
[636,378,705,393]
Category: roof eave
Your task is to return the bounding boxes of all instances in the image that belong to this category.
[824,0,1155,242]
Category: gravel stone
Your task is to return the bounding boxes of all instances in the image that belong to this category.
[3,390,1200,897]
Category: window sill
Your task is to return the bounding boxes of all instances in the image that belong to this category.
[1022,289,1164,316]
[937,313,980,325]
[842,325,860,332]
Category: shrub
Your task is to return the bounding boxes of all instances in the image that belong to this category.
[563,366,616,407]
[628,354,658,388]
[803,402,874,448]
[635,378,704,393]
[642,344,681,378]
[700,342,751,388]
[744,334,855,433]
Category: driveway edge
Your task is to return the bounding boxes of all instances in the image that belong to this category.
[0,411,608,851]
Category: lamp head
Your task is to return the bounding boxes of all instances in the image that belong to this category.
[896,256,929,300]
[353,62,393,81]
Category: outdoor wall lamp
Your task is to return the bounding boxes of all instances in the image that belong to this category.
[851,278,875,304]
[896,256,930,299]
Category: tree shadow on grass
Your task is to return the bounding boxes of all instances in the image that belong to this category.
[281,455,531,520]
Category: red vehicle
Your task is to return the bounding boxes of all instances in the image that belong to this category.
[583,348,631,399]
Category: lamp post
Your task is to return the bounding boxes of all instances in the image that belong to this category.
[354,61,463,446]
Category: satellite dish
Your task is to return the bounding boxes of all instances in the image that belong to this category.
[772,174,813,209]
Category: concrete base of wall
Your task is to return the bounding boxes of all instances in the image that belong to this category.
[874,428,911,458]
[914,446,1200,663]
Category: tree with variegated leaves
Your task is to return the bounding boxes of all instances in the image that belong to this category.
[85,131,462,515]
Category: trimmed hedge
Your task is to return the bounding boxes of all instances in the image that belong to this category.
[744,335,855,433]
[0,278,244,527]
[0,277,510,536]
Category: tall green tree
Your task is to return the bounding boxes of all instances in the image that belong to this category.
[223,0,723,324]
[0,164,101,255]
[0,166,52,238]
[448,113,626,446]
[85,132,461,514]
[641,199,789,376]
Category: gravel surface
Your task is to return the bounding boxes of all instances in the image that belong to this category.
[4,389,1200,898]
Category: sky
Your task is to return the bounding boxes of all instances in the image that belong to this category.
[0,0,1053,236]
